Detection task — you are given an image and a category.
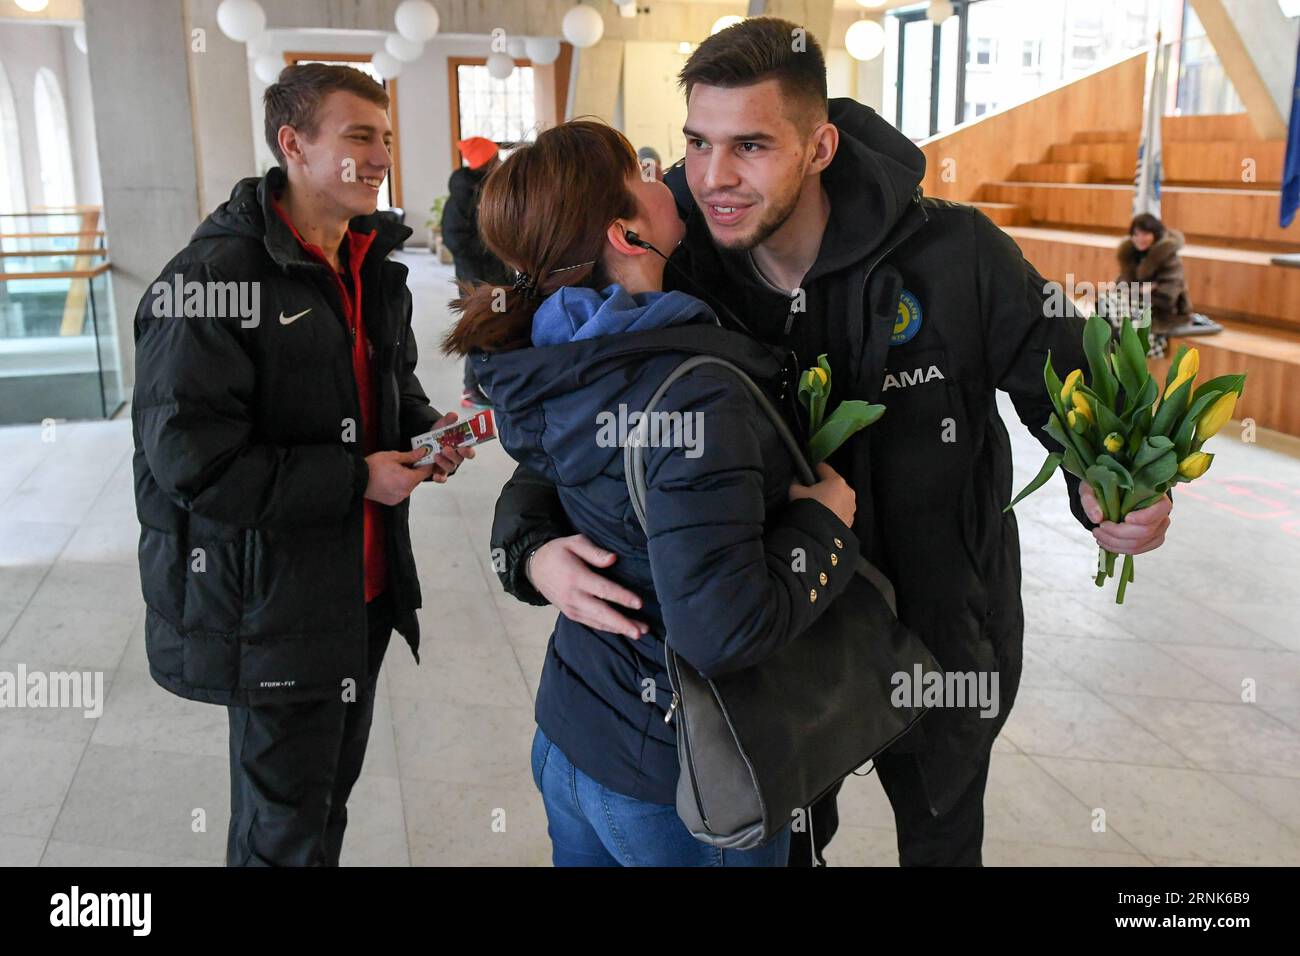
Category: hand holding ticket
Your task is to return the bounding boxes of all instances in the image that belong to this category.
[411,408,497,468]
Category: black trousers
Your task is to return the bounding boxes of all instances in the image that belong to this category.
[788,747,993,867]
[225,595,393,867]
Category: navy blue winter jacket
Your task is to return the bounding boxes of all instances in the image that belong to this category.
[474,285,860,804]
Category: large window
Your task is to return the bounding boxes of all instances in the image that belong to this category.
[886,0,1167,140]
[449,59,536,164]
[1174,4,1244,115]
[0,60,27,216]
[33,67,76,208]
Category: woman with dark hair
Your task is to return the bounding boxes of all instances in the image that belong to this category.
[1117,213,1221,347]
[444,120,861,867]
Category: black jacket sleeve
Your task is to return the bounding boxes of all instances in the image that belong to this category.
[642,368,861,679]
[133,261,369,529]
[972,209,1094,530]
[489,463,575,605]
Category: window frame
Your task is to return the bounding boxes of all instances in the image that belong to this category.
[446,56,535,170]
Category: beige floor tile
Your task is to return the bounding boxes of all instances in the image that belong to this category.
[0,733,87,839]
[1032,756,1300,865]
[49,744,228,862]
[390,697,536,788]
[0,603,138,672]
[1030,636,1230,702]
[1001,686,1191,767]
[982,752,1142,854]
[402,776,551,866]
[1103,694,1300,778]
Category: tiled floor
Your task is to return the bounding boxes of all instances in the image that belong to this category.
[2,251,1298,867]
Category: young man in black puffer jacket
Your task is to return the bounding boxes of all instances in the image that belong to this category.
[489,18,1175,867]
[132,64,471,866]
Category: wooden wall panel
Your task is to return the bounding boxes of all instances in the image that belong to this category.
[1009,230,1300,330]
[983,182,1299,244]
[919,52,1147,203]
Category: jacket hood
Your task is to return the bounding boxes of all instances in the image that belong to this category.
[809,98,927,279]
[531,284,714,346]
[192,166,412,270]
[476,289,782,486]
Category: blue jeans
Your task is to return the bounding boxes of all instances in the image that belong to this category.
[530,727,790,867]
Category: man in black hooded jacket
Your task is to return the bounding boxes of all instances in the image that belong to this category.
[133,64,471,866]
[487,19,1173,866]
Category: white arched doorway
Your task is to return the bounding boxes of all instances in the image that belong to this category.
[33,67,77,208]
[0,60,28,216]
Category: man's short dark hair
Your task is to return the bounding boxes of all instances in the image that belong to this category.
[263,63,389,166]
[678,16,827,128]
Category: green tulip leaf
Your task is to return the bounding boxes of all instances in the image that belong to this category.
[1005,452,1064,513]
[1133,448,1178,489]
[807,401,885,464]
[1173,389,1223,460]
[1083,315,1118,409]
[1061,446,1088,480]
[1120,376,1158,429]
[1116,316,1151,407]
[1096,454,1135,490]
[1131,434,1174,474]
[1191,373,1246,406]
[1151,376,1193,437]
[1086,465,1121,522]
[1077,385,1125,439]
[1044,352,1067,420]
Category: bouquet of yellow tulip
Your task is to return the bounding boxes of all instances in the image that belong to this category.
[797,354,886,463]
[1005,313,1245,603]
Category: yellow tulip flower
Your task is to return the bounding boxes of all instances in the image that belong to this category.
[1164,348,1200,400]
[1071,390,1094,424]
[1178,451,1212,479]
[1060,369,1083,403]
[1195,391,1237,442]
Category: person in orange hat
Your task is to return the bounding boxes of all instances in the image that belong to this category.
[441,136,512,407]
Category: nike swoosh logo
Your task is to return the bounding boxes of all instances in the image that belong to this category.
[279,308,311,325]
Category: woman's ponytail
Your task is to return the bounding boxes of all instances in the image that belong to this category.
[443,279,540,355]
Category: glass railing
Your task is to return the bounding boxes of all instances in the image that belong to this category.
[0,209,122,424]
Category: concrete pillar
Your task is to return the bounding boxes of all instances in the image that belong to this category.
[185,0,257,213]
[83,0,202,392]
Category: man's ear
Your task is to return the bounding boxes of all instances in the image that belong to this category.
[278,125,305,166]
[808,121,839,175]
[605,221,645,257]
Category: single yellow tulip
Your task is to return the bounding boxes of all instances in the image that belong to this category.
[1060,369,1083,403]
[1071,390,1094,424]
[807,367,828,388]
[1164,348,1200,400]
[1103,432,1123,454]
[1195,391,1237,442]
[1178,451,1212,479]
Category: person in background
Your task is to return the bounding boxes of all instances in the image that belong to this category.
[442,135,513,407]
[1117,212,1221,353]
[637,145,664,182]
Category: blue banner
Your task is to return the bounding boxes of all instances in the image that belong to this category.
[1284,31,1300,228]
